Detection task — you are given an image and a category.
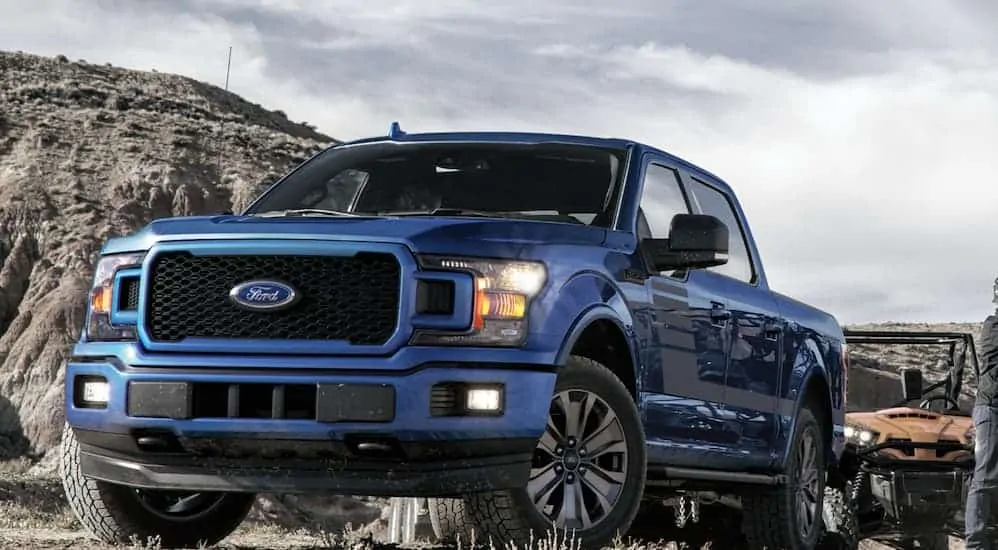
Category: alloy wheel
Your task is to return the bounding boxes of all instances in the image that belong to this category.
[528,389,628,531]
[795,429,821,540]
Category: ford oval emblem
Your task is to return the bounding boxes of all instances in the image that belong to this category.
[228,280,299,311]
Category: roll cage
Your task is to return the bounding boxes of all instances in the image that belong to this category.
[842,329,979,410]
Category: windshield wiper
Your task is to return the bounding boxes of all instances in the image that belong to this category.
[382,208,502,218]
[251,208,364,218]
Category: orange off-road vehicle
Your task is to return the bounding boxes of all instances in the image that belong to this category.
[822,329,978,550]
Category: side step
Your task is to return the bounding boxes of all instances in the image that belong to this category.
[647,466,788,487]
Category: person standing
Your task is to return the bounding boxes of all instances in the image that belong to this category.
[966,278,998,549]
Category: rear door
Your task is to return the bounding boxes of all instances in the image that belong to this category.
[636,156,735,467]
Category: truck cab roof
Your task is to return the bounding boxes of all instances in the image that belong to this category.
[335,126,734,197]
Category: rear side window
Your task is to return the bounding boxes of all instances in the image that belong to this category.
[687,178,755,283]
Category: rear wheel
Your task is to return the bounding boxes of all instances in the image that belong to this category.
[742,403,828,550]
[458,355,647,550]
[59,424,254,548]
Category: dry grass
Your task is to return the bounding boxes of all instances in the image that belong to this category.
[0,464,695,549]
[0,462,961,550]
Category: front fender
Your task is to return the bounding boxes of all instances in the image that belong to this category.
[543,271,638,371]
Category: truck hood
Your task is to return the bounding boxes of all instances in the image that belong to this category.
[101,214,608,258]
[847,407,974,462]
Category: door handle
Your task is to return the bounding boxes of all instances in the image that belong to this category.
[710,302,730,321]
[764,321,782,340]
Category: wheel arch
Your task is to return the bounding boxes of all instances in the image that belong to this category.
[778,337,837,474]
[556,306,640,398]
[780,367,835,471]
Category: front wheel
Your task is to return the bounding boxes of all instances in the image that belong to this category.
[458,355,647,550]
[59,425,255,548]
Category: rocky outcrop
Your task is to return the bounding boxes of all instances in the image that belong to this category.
[0,50,333,457]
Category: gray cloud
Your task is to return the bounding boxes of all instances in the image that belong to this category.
[2,0,997,323]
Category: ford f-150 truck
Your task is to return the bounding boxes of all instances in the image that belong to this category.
[60,123,848,550]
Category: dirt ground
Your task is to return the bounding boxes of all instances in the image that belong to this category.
[0,463,685,550]
[0,464,969,550]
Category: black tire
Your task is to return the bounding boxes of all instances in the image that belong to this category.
[426,497,474,544]
[459,355,647,550]
[742,403,828,550]
[59,424,255,548]
[817,484,859,550]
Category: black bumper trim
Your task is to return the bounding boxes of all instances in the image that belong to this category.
[74,429,535,460]
[125,380,398,423]
[79,447,531,497]
[74,430,536,496]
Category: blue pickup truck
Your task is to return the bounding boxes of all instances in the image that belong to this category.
[60,124,848,550]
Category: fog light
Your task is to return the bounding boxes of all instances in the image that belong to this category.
[466,388,502,412]
[81,380,110,405]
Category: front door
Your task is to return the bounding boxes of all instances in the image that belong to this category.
[636,159,734,467]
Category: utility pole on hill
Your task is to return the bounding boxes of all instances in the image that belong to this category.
[215,46,233,180]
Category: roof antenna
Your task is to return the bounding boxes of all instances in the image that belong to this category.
[388,121,406,139]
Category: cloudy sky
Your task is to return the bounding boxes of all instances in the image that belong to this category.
[3,0,998,324]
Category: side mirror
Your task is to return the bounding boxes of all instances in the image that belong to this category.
[643,214,729,272]
[900,368,923,402]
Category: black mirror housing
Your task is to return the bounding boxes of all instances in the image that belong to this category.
[900,368,924,402]
[643,214,729,272]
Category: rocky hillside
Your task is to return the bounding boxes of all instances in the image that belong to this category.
[0,51,334,457]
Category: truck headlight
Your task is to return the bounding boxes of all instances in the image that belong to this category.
[412,256,546,347]
[844,424,880,447]
[85,252,144,341]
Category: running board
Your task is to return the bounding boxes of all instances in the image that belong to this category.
[647,466,788,487]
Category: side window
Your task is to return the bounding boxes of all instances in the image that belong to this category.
[639,164,690,238]
[687,178,754,283]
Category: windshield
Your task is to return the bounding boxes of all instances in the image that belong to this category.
[244,141,627,226]
[845,333,974,412]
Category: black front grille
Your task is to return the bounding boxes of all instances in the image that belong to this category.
[146,252,401,344]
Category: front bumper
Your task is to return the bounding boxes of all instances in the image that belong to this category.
[868,468,971,520]
[74,429,536,496]
[65,353,556,496]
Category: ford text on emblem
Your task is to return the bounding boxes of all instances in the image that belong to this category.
[228,280,299,311]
